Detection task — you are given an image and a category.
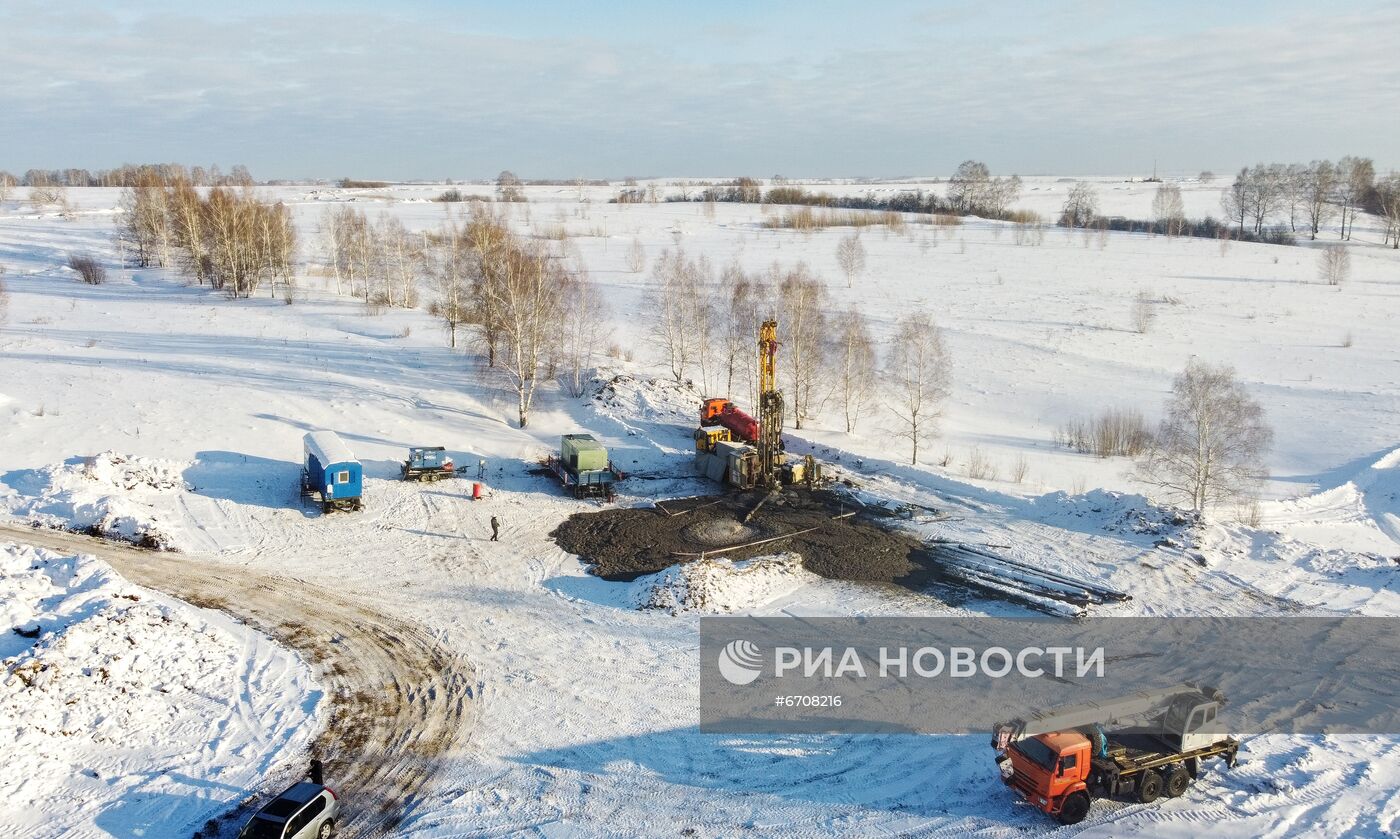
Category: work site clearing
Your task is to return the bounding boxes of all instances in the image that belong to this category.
[1,179,1398,837]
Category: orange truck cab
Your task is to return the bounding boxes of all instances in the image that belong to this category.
[1000,731,1093,823]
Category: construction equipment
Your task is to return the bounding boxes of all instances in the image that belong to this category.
[401,446,454,482]
[700,397,759,443]
[547,433,624,500]
[693,319,821,490]
[991,684,1239,825]
[694,425,734,454]
[755,319,784,487]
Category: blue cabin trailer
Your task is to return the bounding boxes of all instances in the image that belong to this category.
[302,431,363,512]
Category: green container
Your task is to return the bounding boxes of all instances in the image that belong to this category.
[561,434,608,473]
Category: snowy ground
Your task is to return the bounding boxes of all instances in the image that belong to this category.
[0,182,1397,835]
[0,543,320,838]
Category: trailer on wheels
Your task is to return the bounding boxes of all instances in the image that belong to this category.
[992,683,1239,825]
[401,446,454,482]
[546,434,623,500]
[301,431,363,513]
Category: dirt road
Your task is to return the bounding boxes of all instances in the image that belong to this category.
[0,523,476,838]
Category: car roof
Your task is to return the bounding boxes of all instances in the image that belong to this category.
[260,782,326,818]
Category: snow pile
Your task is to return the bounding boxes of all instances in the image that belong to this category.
[0,542,320,837]
[3,451,190,549]
[593,373,706,425]
[632,552,817,614]
[1259,447,1400,557]
[1035,488,1202,541]
[1193,522,1399,614]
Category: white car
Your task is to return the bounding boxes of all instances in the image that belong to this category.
[238,781,339,839]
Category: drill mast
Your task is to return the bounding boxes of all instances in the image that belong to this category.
[757,319,784,487]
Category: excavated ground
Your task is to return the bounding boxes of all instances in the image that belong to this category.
[552,489,947,586]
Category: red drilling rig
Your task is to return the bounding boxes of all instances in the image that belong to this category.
[694,319,816,489]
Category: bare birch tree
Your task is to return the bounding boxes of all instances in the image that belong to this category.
[375,215,422,308]
[835,232,866,287]
[775,263,828,429]
[1060,182,1099,228]
[1300,160,1336,241]
[428,218,470,348]
[1319,245,1350,286]
[1377,174,1400,249]
[1221,168,1249,235]
[717,261,769,405]
[1138,359,1272,512]
[464,209,513,366]
[559,269,610,397]
[886,310,951,465]
[168,179,209,284]
[645,248,708,384]
[1151,183,1186,236]
[1334,156,1374,241]
[626,237,647,273]
[317,208,345,295]
[836,307,877,433]
[478,240,566,427]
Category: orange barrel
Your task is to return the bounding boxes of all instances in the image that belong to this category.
[472,482,482,500]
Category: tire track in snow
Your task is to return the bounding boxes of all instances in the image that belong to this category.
[0,523,476,839]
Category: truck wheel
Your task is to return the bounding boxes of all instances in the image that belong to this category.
[1137,769,1163,803]
[1165,766,1191,797]
[1079,725,1108,757]
[317,820,335,839]
[1056,791,1091,825]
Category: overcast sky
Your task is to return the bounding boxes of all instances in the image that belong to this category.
[4,0,1397,180]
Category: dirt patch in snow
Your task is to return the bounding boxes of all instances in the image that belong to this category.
[552,489,943,586]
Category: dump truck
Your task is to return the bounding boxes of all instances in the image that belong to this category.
[547,433,624,500]
[992,683,1239,825]
[401,446,454,481]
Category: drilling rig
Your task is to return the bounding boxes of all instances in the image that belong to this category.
[755,319,784,487]
[694,318,818,489]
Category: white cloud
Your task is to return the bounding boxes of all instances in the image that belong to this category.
[1,3,1395,177]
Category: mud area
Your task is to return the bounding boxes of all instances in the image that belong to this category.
[551,489,943,585]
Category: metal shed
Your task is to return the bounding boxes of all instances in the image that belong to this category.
[302,430,363,512]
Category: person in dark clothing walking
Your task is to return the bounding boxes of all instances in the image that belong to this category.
[490,515,500,541]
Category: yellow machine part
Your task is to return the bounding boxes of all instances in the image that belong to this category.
[695,426,733,453]
[758,320,778,396]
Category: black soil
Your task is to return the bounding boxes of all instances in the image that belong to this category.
[551,489,946,586]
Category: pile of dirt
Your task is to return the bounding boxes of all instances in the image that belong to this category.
[551,489,939,585]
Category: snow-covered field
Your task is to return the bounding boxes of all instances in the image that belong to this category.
[1,180,1397,835]
[0,543,320,838]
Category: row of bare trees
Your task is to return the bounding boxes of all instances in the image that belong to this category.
[119,180,295,298]
[947,161,1022,217]
[644,253,951,463]
[4,163,253,189]
[422,209,607,426]
[1222,157,1376,239]
[317,207,422,308]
